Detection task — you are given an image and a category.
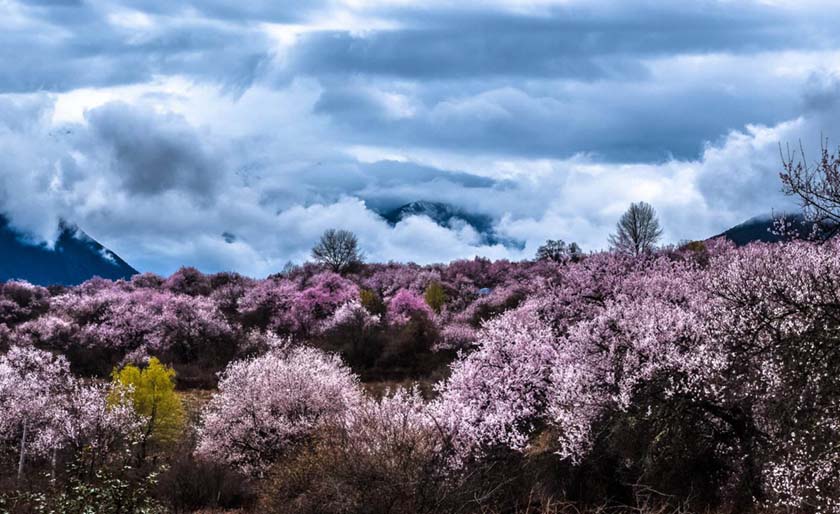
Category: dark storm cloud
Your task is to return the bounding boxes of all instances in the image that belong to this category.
[289,27,646,81]
[293,1,837,161]
[802,71,840,112]
[102,0,325,22]
[85,103,224,198]
[292,160,504,213]
[254,158,500,212]
[286,2,839,81]
[362,161,496,189]
[3,0,834,161]
[0,1,273,93]
[313,78,803,161]
[696,69,840,220]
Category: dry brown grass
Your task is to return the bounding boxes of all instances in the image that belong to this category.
[177,388,216,434]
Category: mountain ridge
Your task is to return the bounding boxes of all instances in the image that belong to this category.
[713,213,813,246]
[0,208,821,287]
[0,216,137,286]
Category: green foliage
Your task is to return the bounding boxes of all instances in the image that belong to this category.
[359,289,386,317]
[110,358,184,458]
[423,281,447,313]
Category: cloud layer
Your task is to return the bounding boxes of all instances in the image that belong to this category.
[1,0,839,275]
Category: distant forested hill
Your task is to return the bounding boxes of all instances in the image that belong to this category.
[714,213,813,246]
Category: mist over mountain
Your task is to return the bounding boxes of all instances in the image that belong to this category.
[378,201,523,248]
[0,216,137,286]
[378,203,816,252]
[0,207,815,287]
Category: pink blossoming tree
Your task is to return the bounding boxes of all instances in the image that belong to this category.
[196,342,362,474]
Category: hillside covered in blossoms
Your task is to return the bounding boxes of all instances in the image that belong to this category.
[1,232,839,513]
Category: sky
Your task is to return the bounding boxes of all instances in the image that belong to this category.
[1,0,840,276]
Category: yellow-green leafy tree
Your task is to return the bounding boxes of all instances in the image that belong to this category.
[423,281,447,313]
[110,357,184,464]
[359,288,386,316]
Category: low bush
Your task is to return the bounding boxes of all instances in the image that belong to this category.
[155,454,256,512]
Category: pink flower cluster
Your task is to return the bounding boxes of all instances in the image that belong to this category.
[238,272,359,336]
[195,343,362,474]
[0,345,140,475]
[386,289,434,326]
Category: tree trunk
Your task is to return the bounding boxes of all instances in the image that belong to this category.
[731,412,763,510]
[51,446,57,481]
[17,420,27,481]
[137,408,157,467]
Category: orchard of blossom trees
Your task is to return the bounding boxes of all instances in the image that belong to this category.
[1,236,839,512]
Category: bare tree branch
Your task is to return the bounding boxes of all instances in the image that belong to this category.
[609,202,663,256]
[311,229,364,273]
